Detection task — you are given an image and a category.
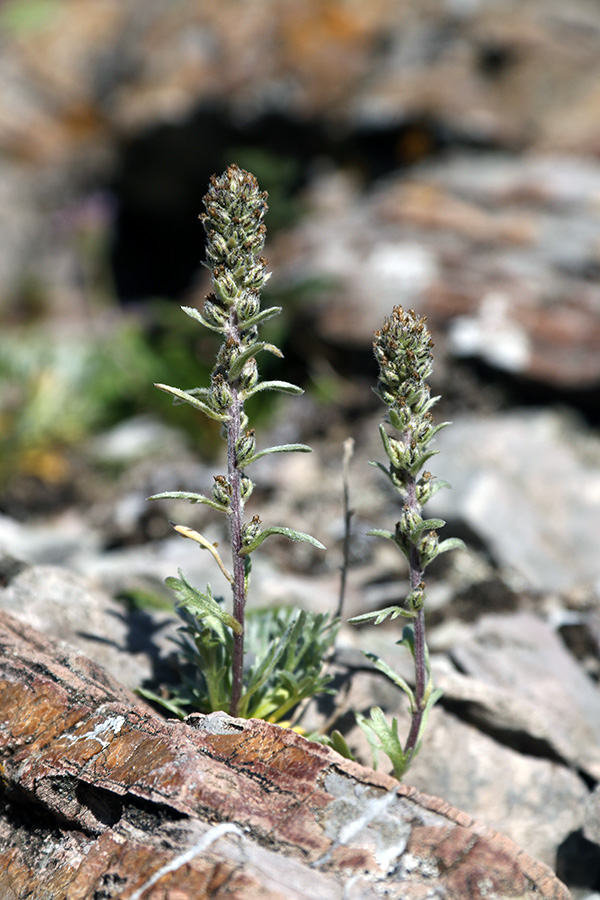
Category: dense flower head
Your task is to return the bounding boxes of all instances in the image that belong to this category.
[373,306,435,427]
[200,164,270,307]
[374,307,433,391]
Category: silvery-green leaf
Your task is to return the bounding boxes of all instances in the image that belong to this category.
[229,342,283,381]
[166,570,242,635]
[244,443,312,465]
[410,517,446,535]
[238,305,282,330]
[366,528,395,541]
[436,537,467,555]
[242,380,303,399]
[239,526,325,556]
[409,448,439,474]
[154,383,229,421]
[181,305,227,333]
[147,491,228,512]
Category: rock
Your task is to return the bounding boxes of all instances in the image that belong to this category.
[0,609,571,900]
[429,409,600,593]
[0,564,176,691]
[449,612,600,780]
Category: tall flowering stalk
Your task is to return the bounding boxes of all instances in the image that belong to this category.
[149,165,327,718]
[350,306,464,777]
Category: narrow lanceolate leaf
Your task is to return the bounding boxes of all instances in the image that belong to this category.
[147,491,229,512]
[436,537,467,555]
[410,517,446,536]
[237,305,282,330]
[229,342,283,381]
[181,305,227,333]
[242,380,303,400]
[166,570,242,635]
[239,526,325,556]
[366,528,395,541]
[154,383,229,421]
[244,443,313,466]
[171,524,234,584]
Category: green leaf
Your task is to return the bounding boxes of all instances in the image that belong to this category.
[356,707,409,778]
[147,491,228,512]
[436,537,467,555]
[154,383,229,422]
[166,570,242,635]
[366,528,395,541]
[136,687,187,719]
[181,305,227,334]
[239,526,325,556]
[229,342,283,381]
[238,306,282,330]
[409,448,439,474]
[411,517,446,535]
[348,606,414,626]
[242,380,303,399]
[244,443,313,465]
[363,651,416,710]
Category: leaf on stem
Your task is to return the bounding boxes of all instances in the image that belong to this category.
[181,305,227,334]
[228,342,283,381]
[238,305,282,330]
[242,380,304,399]
[436,537,467,555]
[244,443,313,465]
[355,707,408,778]
[148,491,229,513]
[366,528,396,541]
[238,526,325,556]
[154,383,229,422]
[349,605,414,626]
[165,570,242,635]
[171,523,234,584]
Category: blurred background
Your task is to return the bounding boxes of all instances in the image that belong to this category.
[1,0,600,504]
[2,1,600,889]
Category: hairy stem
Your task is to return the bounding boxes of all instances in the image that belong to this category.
[227,314,246,717]
[403,471,426,763]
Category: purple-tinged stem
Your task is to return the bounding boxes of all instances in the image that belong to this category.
[402,470,427,763]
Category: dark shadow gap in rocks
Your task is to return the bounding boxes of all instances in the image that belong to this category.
[556,828,600,890]
[106,103,487,305]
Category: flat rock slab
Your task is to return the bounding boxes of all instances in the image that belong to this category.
[0,611,570,900]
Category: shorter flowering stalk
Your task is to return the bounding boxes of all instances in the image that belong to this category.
[149,165,326,718]
[350,306,464,777]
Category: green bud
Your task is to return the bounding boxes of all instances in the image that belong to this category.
[242,514,261,546]
[236,429,256,465]
[203,294,229,329]
[399,505,422,539]
[212,475,232,507]
[210,373,234,412]
[418,530,439,567]
[407,582,425,611]
[240,475,254,501]
[238,357,258,392]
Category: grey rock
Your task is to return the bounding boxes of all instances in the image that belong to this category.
[450,612,600,780]
[430,409,600,592]
[0,565,176,691]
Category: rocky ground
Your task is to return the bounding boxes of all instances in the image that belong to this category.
[1,0,600,897]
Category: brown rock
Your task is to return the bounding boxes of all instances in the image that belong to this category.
[0,609,570,899]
